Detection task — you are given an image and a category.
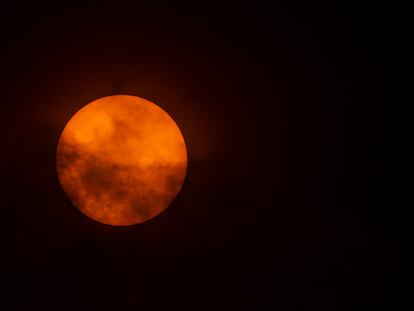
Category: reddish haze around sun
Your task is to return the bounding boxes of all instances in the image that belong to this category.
[56,95,187,226]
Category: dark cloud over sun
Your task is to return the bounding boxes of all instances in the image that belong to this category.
[56,95,187,226]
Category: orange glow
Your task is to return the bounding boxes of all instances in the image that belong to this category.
[56,95,187,226]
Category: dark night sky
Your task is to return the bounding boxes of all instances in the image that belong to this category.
[0,3,386,310]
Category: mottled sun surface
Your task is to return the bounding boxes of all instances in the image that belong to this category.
[56,95,187,226]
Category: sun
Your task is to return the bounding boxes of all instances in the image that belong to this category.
[56,95,187,226]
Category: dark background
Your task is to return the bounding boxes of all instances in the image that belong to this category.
[0,3,386,310]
